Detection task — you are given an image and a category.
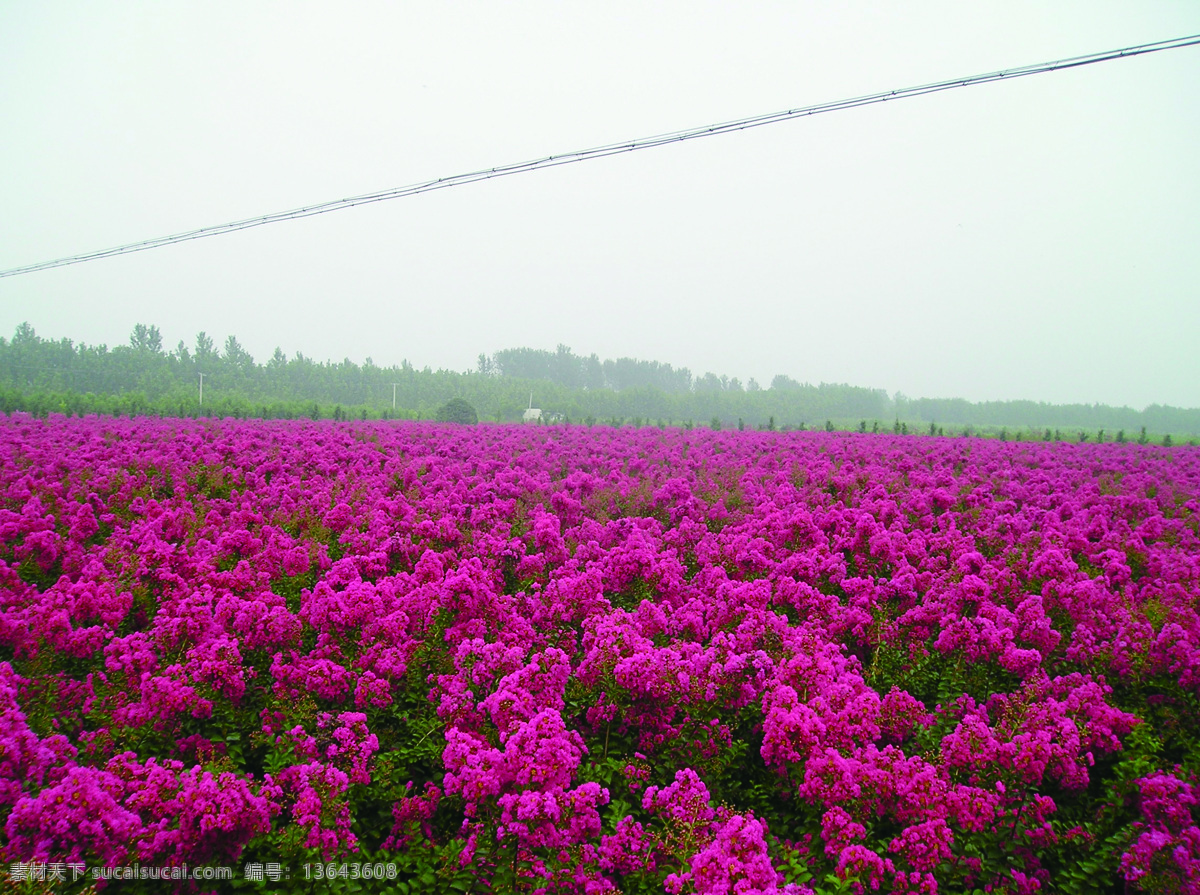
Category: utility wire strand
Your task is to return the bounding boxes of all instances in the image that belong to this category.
[3,32,1198,279]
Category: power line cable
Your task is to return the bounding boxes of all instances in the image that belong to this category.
[2,32,1198,279]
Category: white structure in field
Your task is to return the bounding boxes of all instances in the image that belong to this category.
[523,391,542,423]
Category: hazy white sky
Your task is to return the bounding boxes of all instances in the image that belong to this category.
[2,2,1198,409]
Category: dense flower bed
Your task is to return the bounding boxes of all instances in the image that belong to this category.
[1,416,1198,893]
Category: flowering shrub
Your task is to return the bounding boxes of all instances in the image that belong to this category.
[1,415,1199,892]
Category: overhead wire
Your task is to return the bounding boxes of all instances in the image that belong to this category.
[2,32,1198,279]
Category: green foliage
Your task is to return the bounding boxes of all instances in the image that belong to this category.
[3,323,1200,432]
[434,398,477,425]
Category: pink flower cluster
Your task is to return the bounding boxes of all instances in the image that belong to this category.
[1120,770,1200,894]
[1,414,1198,892]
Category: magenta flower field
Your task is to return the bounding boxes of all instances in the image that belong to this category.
[1,416,1198,894]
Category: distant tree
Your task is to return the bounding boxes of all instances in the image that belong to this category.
[493,347,554,381]
[223,335,254,369]
[859,420,867,433]
[436,397,478,424]
[12,322,38,346]
[195,332,218,361]
[130,324,163,354]
[1138,427,1148,445]
[583,354,605,391]
[928,421,937,436]
[738,418,745,431]
[710,416,721,431]
[553,344,582,389]
[1116,430,1126,443]
[825,420,834,432]
[1163,434,1173,447]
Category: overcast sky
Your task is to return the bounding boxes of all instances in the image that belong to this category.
[2,2,1198,409]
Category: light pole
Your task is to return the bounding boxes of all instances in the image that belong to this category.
[392,383,398,411]
[198,372,204,407]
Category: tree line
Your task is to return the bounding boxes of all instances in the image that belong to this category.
[1,323,1197,436]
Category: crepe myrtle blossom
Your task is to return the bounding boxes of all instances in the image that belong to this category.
[0,415,1198,891]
